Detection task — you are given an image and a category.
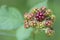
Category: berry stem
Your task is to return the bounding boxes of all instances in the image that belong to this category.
[32,31,35,40]
[32,28,35,40]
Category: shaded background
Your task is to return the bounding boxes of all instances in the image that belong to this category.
[0,0,60,40]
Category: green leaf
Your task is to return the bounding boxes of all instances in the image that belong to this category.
[16,24,33,40]
[0,5,23,30]
[29,0,48,13]
[27,0,47,8]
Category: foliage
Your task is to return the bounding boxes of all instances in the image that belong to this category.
[0,0,60,40]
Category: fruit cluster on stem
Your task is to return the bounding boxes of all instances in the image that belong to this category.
[24,6,55,36]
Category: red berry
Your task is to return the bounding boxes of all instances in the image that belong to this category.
[35,12,45,22]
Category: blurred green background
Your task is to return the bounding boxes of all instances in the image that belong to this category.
[0,0,60,40]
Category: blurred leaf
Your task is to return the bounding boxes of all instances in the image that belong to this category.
[27,0,47,9]
[16,24,33,40]
[0,5,23,30]
[29,0,48,13]
[0,35,17,40]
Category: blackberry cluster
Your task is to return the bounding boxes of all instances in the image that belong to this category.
[24,6,55,36]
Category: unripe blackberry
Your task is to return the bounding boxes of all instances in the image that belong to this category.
[24,20,29,28]
[50,15,55,22]
[24,24,29,28]
[45,20,53,27]
[27,14,31,19]
[39,22,45,29]
[30,13,34,17]
[44,28,54,36]
[44,9,52,16]
[36,22,45,29]
[32,8,39,14]
[24,13,28,19]
[46,28,54,36]
[27,14,33,20]
[47,9,52,13]
[24,13,33,20]
[29,21,36,27]
[41,6,46,11]
[35,12,45,22]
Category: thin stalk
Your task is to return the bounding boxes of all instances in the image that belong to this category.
[32,31,35,40]
[32,28,36,40]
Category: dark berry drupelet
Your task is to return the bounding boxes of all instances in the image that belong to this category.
[35,12,45,22]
